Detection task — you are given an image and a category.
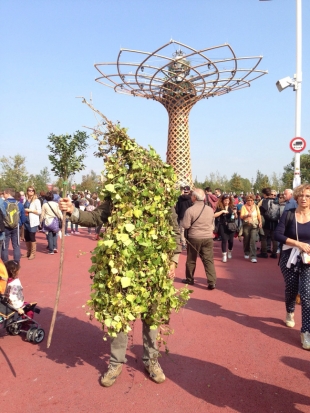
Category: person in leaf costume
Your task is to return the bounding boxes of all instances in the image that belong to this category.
[59,117,190,387]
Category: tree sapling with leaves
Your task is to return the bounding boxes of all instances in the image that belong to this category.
[46,131,88,348]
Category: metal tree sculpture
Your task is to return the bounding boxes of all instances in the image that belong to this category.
[95,40,267,186]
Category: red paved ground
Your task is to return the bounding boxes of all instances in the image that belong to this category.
[1,229,310,413]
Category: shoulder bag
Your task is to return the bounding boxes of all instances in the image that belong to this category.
[184,204,205,240]
[44,202,63,232]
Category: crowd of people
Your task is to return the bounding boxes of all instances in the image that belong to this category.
[1,179,310,388]
[0,185,102,263]
[175,183,310,352]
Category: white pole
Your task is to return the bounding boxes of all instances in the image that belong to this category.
[293,0,302,188]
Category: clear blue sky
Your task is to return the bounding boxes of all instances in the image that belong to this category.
[1,0,309,185]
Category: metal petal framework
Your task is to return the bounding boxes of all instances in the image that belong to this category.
[95,39,267,186]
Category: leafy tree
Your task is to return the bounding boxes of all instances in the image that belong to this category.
[202,171,229,192]
[46,131,88,347]
[0,154,28,190]
[28,167,52,193]
[282,151,310,188]
[240,177,252,194]
[229,173,243,193]
[78,169,101,193]
[269,172,284,193]
[254,170,270,194]
[86,116,191,344]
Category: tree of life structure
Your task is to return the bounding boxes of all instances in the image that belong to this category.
[94,40,267,187]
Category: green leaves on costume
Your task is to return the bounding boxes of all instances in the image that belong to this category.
[87,118,191,340]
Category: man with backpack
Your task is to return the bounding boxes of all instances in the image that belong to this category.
[1,188,26,263]
[257,187,280,259]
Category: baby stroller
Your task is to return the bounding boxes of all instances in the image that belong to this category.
[0,260,45,344]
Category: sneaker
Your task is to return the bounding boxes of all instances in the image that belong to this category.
[48,251,54,255]
[251,258,257,263]
[207,284,216,290]
[54,249,58,253]
[270,253,277,259]
[285,312,295,328]
[100,364,123,387]
[301,331,310,350]
[244,255,250,259]
[144,358,165,383]
[267,249,272,253]
[257,253,268,258]
[65,233,70,237]
[227,250,232,259]
[75,231,80,235]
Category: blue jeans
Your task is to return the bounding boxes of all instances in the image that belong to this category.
[47,231,58,252]
[1,227,21,262]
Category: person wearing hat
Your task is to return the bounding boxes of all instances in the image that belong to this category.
[175,186,193,250]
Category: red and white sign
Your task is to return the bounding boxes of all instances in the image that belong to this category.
[290,137,306,153]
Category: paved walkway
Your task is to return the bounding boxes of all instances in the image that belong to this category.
[1,230,310,413]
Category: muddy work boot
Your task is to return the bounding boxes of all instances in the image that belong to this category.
[144,358,166,384]
[100,364,123,387]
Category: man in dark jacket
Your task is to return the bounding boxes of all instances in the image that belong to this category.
[59,197,180,388]
[175,185,193,250]
[257,187,279,259]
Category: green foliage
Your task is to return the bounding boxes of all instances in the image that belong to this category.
[27,167,51,193]
[253,170,270,194]
[77,169,102,193]
[87,120,191,338]
[282,151,310,188]
[47,131,88,182]
[0,154,28,191]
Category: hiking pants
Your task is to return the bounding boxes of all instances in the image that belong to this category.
[260,229,278,254]
[110,320,158,366]
[242,224,257,259]
[1,227,20,262]
[185,237,217,286]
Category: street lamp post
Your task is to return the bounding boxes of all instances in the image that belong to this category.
[260,0,303,188]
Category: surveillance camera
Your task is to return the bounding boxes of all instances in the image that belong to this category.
[276,76,294,92]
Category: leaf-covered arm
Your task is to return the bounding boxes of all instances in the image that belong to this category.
[70,200,111,227]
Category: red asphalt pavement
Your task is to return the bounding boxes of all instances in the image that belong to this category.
[1,229,310,413]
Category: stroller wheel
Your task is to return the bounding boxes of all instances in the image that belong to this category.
[31,328,45,344]
[6,323,22,336]
[26,327,36,342]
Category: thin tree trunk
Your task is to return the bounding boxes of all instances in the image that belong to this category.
[47,182,67,348]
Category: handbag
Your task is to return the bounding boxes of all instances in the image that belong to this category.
[227,222,238,233]
[45,202,62,232]
[184,204,205,240]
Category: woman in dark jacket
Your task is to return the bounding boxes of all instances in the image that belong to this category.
[214,194,237,262]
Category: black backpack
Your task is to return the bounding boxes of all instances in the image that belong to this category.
[262,199,280,222]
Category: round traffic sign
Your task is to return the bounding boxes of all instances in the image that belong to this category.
[290,137,306,153]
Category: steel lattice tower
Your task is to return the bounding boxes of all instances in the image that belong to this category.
[94,40,267,187]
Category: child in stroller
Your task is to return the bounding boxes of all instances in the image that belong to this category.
[0,259,45,343]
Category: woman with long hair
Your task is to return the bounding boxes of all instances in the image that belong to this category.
[23,186,41,260]
[275,184,310,350]
[240,194,262,263]
[214,194,237,262]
